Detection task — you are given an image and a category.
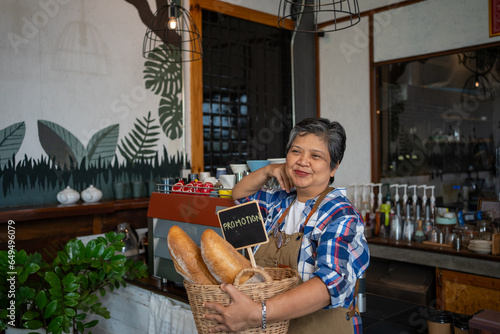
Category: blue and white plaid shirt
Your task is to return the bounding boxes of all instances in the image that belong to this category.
[236,187,370,333]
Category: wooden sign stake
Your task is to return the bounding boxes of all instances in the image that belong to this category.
[247,247,256,268]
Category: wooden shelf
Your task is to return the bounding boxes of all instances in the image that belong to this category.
[0,198,151,257]
[0,198,150,223]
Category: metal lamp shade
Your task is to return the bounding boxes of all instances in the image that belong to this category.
[278,0,361,33]
[143,3,202,63]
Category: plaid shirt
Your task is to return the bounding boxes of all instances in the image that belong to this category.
[236,187,370,334]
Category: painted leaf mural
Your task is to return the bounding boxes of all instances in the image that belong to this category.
[159,95,183,140]
[144,45,182,97]
[0,121,26,169]
[143,44,183,141]
[118,111,160,162]
[86,124,120,166]
[38,120,86,169]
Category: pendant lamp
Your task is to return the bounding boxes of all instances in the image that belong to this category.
[278,0,361,33]
[142,1,202,62]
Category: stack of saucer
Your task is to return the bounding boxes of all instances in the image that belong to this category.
[468,240,492,254]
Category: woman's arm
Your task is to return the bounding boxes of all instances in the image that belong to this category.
[203,277,330,333]
[232,164,293,200]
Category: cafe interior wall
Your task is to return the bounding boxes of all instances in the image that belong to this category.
[0,0,292,208]
[3,0,497,208]
[0,0,196,207]
[318,0,500,201]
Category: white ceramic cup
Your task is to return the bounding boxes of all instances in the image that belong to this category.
[204,177,218,185]
[220,174,236,189]
[199,172,211,182]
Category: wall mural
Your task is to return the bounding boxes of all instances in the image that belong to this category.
[0,44,187,207]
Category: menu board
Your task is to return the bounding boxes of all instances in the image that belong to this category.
[217,200,268,250]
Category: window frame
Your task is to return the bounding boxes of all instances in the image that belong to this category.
[189,0,294,173]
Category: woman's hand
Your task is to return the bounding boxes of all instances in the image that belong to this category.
[203,283,261,333]
[268,163,293,193]
[232,163,294,200]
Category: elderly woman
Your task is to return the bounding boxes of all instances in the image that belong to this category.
[204,118,370,334]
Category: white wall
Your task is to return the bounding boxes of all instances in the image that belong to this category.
[0,0,177,163]
[318,0,500,195]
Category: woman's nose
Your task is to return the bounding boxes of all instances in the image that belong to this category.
[297,154,310,166]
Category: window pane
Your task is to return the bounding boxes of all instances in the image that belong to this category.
[202,10,293,174]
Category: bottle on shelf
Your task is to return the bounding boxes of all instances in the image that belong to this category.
[373,183,383,236]
[364,183,377,237]
[379,203,391,238]
[390,184,400,208]
[412,196,423,242]
[423,200,433,238]
[402,199,414,242]
[408,184,418,220]
[361,183,373,238]
[390,198,403,241]
[413,219,426,243]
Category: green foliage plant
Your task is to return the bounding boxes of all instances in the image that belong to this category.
[0,232,148,333]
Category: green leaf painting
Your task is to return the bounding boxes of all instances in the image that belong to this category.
[144,45,182,97]
[118,111,160,162]
[38,120,86,169]
[87,124,119,166]
[38,120,119,169]
[0,121,25,169]
[143,43,183,141]
[159,95,183,140]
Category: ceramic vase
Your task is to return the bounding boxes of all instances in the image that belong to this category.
[81,185,103,203]
[56,186,80,204]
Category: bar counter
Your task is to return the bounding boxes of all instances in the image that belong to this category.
[368,237,500,279]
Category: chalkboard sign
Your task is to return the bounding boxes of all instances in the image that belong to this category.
[217,200,269,250]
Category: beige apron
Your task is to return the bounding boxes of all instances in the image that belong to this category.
[254,188,356,334]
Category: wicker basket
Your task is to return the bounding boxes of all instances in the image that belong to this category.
[184,267,300,334]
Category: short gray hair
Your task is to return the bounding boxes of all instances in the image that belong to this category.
[285,118,346,184]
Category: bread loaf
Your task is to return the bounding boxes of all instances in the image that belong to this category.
[201,229,253,284]
[167,225,218,285]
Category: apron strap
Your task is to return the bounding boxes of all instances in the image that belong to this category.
[346,279,360,320]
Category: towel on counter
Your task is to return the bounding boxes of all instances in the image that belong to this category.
[148,293,197,334]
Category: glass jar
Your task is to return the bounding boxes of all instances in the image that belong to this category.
[116,222,139,257]
[438,224,454,245]
[461,225,478,248]
[476,220,491,233]
[427,308,453,334]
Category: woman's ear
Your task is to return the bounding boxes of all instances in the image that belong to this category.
[330,162,339,178]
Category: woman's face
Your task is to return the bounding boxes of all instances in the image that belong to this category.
[286,133,338,201]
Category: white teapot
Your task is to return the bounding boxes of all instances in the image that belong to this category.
[57,186,80,204]
[81,185,103,203]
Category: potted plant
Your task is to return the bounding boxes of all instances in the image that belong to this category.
[0,231,148,334]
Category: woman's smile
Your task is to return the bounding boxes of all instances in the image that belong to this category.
[294,169,310,177]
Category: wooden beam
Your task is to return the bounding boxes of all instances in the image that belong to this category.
[196,0,294,29]
[189,2,204,173]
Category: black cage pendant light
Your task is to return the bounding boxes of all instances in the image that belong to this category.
[278,0,361,33]
[143,0,202,62]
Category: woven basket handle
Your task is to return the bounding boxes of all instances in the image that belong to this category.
[233,267,273,286]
